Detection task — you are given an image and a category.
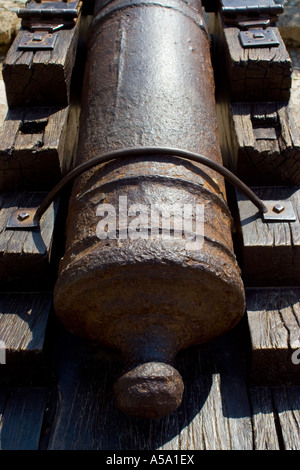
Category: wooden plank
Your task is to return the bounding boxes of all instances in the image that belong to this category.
[47,320,254,450]
[0,293,53,382]
[0,319,296,450]
[216,101,300,186]
[177,374,231,450]
[0,192,60,291]
[272,386,300,450]
[236,186,300,287]
[249,387,280,450]
[211,14,292,102]
[0,387,48,450]
[246,288,300,385]
[2,8,82,107]
[177,372,253,450]
[0,106,77,191]
[0,293,52,361]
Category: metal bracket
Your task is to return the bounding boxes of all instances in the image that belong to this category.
[262,201,297,222]
[6,209,40,230]
[4,146,270,231]
[221,0,283,49]
[239,27,279,48]
[17,0,80,51]
[19,31,58,50]
[7,199,296,230]
[221,0,284,24]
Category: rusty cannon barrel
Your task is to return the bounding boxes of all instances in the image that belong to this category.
[54,0,245,418]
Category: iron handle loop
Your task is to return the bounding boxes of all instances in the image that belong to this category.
[31,146,267,227]
[6,147,267,230]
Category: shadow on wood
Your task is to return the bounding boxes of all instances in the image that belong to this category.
[246,288,300,385]
[42,315,253,450]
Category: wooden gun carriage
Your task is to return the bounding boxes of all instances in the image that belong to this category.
[0,0,299,449]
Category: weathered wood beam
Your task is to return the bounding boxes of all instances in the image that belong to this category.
[216,101,300,186]
[246,287,300,385]
[0,106,78,191]
[0,293,53,384]
[235,186,300,287]
[210,6,299,186]
[2,2,83,107]
[249,385,300,450]
[211,10,293,102]
[249,387,280,450]
[46,321,254,450]
[0,192,60,291]
[272,386,300,450]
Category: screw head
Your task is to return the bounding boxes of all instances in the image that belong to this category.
[272,204,285,214]
[17,212,30,221]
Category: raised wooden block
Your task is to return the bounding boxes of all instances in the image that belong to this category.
[0,293,53,384]
[217,101,300,186]
[246,288,300,385]
[0,192,60,291]
[236,186,300,287]
[211,13,292,102]
[0,106,77,191]
[2,6,82,107]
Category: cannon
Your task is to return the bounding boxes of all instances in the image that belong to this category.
[52,0,246,418]
[1,0,299,450]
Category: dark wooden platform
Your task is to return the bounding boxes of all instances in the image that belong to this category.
[0,305,299,450]
[0,1,298,452]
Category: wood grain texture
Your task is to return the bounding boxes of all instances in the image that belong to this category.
[272,386,300,450]
[2,14,82,107]
[0,293,52,357]
[0,319,298,449]
[0,293,53,384]
[236,186,300,286]
[0,192,59,290]
[46,321,254,450]
[211,14,292,102]
[0,106,78,191]
[217,101,300,186]
[249,387,280,450]
[246,288,300,385]
[0,387,48,450]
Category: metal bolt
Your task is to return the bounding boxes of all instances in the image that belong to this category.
[17,212,30,221]
[33,33,43,42]
[272,204,285,214]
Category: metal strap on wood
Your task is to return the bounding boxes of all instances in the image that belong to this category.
[221,0,284,48]
[5,146,297,231]
[17,0,80,50]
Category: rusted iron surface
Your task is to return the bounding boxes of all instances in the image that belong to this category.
[54,0,245,418]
